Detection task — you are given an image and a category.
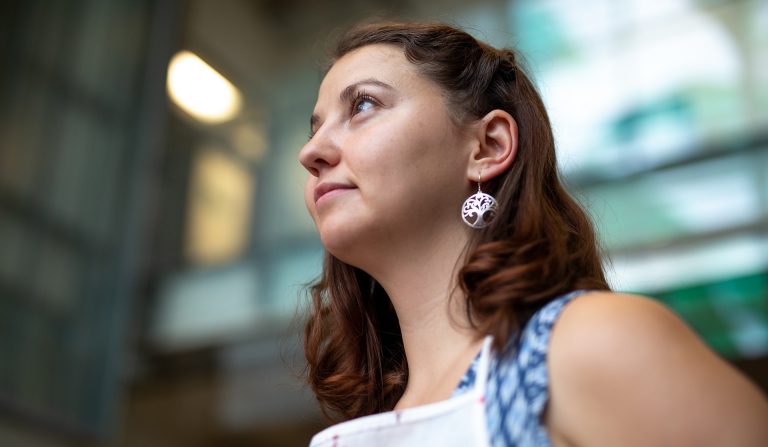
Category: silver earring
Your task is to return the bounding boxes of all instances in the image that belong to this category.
[461,173,498,229]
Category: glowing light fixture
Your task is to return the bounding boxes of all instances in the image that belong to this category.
[167,51,243,124]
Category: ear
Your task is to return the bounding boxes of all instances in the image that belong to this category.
[466,109,518,183]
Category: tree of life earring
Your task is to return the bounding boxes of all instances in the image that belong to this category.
[461,172,498,229]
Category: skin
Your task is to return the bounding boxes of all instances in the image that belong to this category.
[299,44,512,404]
[546,292,768,447]
[298,44,768,445]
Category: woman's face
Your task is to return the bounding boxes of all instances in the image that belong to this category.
[299,44,473,262]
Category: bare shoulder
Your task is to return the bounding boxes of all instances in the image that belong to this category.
[551,291,695,351]
[545,290,768,447]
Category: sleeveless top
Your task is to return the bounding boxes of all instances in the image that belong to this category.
[451,290,587,447]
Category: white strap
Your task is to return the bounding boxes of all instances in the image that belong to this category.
[473,335,494,396]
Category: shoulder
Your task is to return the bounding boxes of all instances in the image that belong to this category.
[545,290,768,446]
[546,291,710,389]
[550,290,685,349]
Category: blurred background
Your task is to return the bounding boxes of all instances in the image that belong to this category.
[0,0,766,445]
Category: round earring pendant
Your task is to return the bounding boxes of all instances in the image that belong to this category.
[461,192,498,229]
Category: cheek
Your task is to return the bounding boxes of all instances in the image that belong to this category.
[392,128,460,181]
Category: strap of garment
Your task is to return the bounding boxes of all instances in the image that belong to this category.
[520,289,590,417]
[473,335,494,397]
[483,289,592,447]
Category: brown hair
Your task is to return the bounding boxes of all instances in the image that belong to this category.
[303,22,609,421]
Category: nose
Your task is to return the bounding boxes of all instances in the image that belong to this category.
[298,128,341,177]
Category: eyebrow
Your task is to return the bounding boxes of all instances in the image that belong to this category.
[310,78,395,132]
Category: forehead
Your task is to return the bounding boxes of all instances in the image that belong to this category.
[317,44,428,101]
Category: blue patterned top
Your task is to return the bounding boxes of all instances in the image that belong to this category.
[452,290,587,446]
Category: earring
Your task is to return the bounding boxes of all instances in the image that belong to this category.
[461,173,498,229]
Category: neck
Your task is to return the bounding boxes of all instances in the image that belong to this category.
[363,222,483,400]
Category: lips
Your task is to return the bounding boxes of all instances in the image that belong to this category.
[314,182,356,204]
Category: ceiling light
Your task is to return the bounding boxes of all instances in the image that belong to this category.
[167,50,242,124]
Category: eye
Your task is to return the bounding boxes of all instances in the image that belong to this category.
[351,91,377,116]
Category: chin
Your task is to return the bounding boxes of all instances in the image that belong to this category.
[320,230,360,265]
[318,220,374,268]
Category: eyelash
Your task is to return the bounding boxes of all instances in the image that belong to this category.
[307,90,377,141]
[350,90,376,116]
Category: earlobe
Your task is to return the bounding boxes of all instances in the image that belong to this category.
[467,109,518,182]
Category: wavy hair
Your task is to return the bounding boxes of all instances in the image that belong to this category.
[303,22,609,421]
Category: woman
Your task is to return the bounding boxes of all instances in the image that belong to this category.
[298,22,768,446]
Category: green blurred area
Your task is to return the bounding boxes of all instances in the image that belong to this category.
[656,272,768,358]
